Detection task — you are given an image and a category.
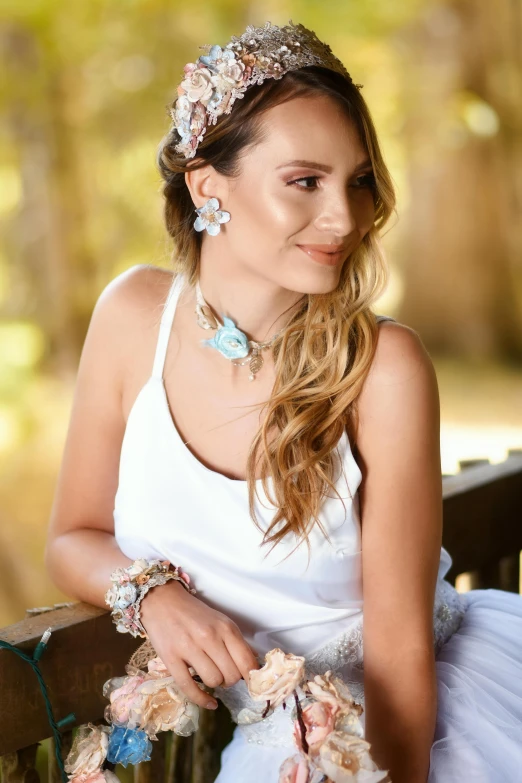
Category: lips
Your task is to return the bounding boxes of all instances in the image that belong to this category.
[297,244,346,267]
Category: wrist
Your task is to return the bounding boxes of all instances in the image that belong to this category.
[105,558,196,638]
[140,577,188,617]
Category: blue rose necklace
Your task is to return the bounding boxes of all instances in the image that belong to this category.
[195,281,285,381]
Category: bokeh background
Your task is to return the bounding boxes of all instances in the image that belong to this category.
[0,0,521,630]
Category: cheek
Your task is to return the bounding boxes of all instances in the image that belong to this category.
[230,184,311,237]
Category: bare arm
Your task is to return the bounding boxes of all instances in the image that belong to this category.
[355,322,442,783]
[45,266,143,606]
[45,264,259,708]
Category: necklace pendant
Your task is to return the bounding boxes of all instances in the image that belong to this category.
[249,351,263,380]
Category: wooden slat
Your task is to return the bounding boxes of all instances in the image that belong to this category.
[498,553,520,592]
[0,603,140,755]
[0,744,40,782]
[442,455,522,583]
[191,703,234,783]
[134,731,167,783]
[167,734,194,783]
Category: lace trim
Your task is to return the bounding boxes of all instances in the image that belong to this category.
[214,577,467,748]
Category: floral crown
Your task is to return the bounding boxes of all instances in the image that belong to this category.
[168,19,362,160]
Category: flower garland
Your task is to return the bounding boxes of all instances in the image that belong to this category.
[65,648,388,783]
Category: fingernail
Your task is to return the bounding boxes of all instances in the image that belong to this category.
[207,700,218,710]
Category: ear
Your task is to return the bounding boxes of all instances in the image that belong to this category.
[185,162,223,211]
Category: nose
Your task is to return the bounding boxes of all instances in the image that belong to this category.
[313,189,361,239]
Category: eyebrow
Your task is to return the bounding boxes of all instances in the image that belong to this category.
[275,157,373,173]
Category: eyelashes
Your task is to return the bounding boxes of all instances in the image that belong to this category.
[287,173,376,192]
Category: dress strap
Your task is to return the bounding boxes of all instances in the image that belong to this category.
[151,273,185,380]
[375,314,396,324]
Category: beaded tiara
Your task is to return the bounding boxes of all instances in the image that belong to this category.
[168,19,362,159]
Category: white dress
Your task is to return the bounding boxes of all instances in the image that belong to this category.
[113,273,522,782]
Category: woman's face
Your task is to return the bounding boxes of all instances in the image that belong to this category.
[212,94,377,295]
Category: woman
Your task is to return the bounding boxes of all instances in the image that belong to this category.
[45,20,522,783]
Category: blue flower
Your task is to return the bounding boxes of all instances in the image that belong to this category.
[203,316,250,359]
[106,725,152,767]
[194,197,231,236]
[198,45,236,73]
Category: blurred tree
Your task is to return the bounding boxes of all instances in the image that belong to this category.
[397,0,522,361]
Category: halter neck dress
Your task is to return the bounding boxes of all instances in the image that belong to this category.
[113,272,522,782]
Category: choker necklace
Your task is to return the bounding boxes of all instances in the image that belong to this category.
[194,280,286,381]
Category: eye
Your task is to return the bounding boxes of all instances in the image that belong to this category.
[351,172,376,190]
[287,176,320,191]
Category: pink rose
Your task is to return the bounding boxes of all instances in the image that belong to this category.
[278,754,311,783]
[294,700,337,755]
[306,671,362,718]
[104,672,147,726]
[69,773,117,783]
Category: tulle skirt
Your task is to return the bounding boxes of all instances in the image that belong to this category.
[215,588,522,783]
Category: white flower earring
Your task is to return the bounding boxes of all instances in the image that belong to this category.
[193,197,231,236]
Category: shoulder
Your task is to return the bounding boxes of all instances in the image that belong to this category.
[366,319,437,391]
[95,263,173,324]
[86,263,174,393]
[355,319,440,449]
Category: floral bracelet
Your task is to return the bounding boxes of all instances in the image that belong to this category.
[104,558,195,638]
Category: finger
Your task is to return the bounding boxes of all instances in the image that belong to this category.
[224,631,261,683]
[187,649,228,690]
[204,639,243,688]
[167,657,218,709]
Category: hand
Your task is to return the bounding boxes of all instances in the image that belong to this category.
[140,579,260,710]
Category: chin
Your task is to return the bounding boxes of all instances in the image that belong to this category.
[283,266,343,296]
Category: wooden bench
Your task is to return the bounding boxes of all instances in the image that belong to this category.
[1,451,521,782]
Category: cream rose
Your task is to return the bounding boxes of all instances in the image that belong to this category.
[180,67,214,103]
[248,648,305,709]
[138,679,199,738]
[64,723,110,778]
[318,732,389,783]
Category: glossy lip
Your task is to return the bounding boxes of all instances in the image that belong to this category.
[297,244,347,267]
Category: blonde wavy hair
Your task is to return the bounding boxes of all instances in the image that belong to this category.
[156,66,397,556]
